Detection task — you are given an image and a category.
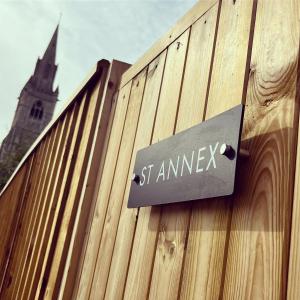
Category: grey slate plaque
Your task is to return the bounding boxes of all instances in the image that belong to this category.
[128,104,244,208]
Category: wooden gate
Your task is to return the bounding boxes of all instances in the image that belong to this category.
[1,0,300,299]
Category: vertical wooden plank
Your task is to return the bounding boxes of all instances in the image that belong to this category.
[89,68,147,300]
[0,156,33,293]
[13,126,58,300]
[18,121,63,299]
[105,51,167,300]
[0,154,34,290]
[0,145,43,297]
[22,115,70,299]
[205,0,255,117]
[223,0,300,299]
[70,92,118,300]
[60,98,115,299]
[124,29,190,300]
[44,80,101,299]
[75,82,131,300]
[119,0,217,88]
[179,0,256,299]
[176,4,218,132]
[56,74,109,299]
[27,113,70,300]
[34,101,80,300]
[10,136,50,299]
[0,184,14,285]
[288,112,300,299]
[148,5,218,300]
[60,61,129,300]
[1,139,48,299]
[38,95,86,300]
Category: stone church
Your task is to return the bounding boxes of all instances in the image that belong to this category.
[0,25,59,162]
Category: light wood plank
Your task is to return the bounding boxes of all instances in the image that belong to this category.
[288,111,300,299]
[18,121,64,299]
[56,66,109,299]
[105,51,167,300]
[0,143,44,298]
[177,5,218,132]
[124,29,190,300]
[206,0,255,118]
[61,61,129,300]
[34,101,80,299]
[74,82,132,300]
[13,125,59,300]
[24,115,70,299]
[223,0,300,298]
[55,68,111,300]
[44,77,104,299]
[70,92,118,300]
[0,157,33,292]
[89,67,147,300]
[37,96,86,299]
[3,138,49,300]
[179,0,256,299]
[120,0,217,88]
[147,6,218,300]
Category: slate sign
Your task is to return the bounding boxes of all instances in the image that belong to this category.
[128,104,244,208]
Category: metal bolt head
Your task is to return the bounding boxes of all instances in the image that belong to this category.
[220,143,232,156]
[132,173,140,184]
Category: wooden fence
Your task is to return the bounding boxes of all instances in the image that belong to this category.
[0,59,130,299]
[1,0,300,299]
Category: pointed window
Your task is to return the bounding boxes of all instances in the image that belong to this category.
[30,101,43,120]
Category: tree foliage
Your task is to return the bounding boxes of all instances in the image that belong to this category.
[0,145,28,191]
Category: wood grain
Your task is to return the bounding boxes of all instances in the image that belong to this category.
[18,121,64,300]
[179,0,256,299]
[205,0,255,118]
[53,63,112,300]
[13,126,58,299]
[75,82,132,300]
[105,51,167,300]
[34,103,79,299]
[223,0,300,298]
[89,68,147,300]
[124,29,190,300]
[69,92,118,300]
[120,0,217,88]
[0,157,32,292]
[176,4,218,132]
[9,136,51,300]
[60,61,129,300]
[1,1,300,298]
[26,114,71,299]
[288,110,300,300]
[0,142,45,299]
[147,6,218,300]
[44,77,103,299]
[38,96,86,300]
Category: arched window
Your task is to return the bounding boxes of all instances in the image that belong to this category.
[30,101,43,120]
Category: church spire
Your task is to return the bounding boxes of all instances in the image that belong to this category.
[27,23,59,95]
[42,24,59,65]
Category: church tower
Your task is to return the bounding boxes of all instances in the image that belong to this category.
[0,25,59,161]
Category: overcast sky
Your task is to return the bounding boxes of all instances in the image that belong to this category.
[0,0,197,142]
